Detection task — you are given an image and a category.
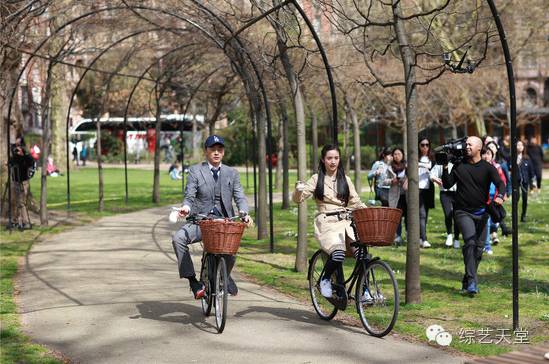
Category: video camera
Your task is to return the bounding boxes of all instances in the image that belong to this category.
[434,137,468,165]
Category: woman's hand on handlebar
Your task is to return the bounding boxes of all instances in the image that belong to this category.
[295,180,306,192]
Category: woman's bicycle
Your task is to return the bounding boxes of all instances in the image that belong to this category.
[308,207,401,337]
[186,213,246,333]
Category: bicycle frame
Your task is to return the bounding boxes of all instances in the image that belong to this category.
[310,209,382,304]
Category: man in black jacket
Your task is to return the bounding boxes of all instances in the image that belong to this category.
[442,136,505,295]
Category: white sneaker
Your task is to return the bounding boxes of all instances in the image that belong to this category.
[453,240,460,249]
[362,289,374,303]
[394,236,403,245]
[420,240,431,248]
[319,279,332,298]
[445,234,453,247]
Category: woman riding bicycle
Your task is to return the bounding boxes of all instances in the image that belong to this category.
[293,144,366,299]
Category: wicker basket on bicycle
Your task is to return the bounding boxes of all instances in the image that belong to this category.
[352,207,402,246]
[199,219,246,255]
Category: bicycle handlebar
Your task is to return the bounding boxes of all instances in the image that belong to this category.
[324,208,356,217]
[186,213,243,224]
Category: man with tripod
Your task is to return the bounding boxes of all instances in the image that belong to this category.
[8,141,35,230]
[441,136,505,295]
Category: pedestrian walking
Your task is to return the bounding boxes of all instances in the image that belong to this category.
[418,137,435,248]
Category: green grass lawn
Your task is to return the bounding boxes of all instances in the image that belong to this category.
[237,185,549,356]
[2,167,547,360]
[29,167,186,216]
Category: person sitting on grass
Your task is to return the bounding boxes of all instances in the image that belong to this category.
[169,161,183,180]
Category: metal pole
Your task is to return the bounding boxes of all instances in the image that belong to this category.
[485,0,518,331]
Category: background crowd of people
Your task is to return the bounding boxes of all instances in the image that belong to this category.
[367,135,543,253]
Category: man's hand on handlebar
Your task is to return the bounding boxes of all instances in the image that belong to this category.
[239,211,254,228]
[178,205,190,217]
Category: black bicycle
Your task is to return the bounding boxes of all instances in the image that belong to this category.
[308,208,399,337]
[187,214,244,333]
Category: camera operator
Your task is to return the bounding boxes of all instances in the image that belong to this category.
[441,136,505,295]
[9,142,35,229]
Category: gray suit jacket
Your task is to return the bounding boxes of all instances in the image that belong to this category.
[183,161,248,217]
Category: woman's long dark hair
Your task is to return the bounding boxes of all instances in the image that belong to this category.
[314,144,350,205]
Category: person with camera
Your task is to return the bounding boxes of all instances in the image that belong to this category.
[171,135,252,299]
[9,140,35,230]
[441,136,505,295]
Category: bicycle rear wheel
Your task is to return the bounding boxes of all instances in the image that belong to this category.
[214,256,228,333]
[200,254,213,316]
[308,250,338,320]
[355,260,399,337]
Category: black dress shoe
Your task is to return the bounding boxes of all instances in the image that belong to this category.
[227,276,238,296]
[190,280,206,299]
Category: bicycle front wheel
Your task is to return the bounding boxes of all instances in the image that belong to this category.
[355,260,399,337]
[214,256,228,333]
[308,250,338,320]
[200,254,213,316]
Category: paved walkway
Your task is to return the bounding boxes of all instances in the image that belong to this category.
[18,207,466,364]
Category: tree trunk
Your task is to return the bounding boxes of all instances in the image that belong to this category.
[255,101,268,239]
[50,65,69,173]
[345,95,361,193]
[191,102,199,160]
[277,39,308,272]
[282,106,290,210]
[96,117,104,211]
[393,0,421,304]
[152,91,162,203]
[344,109,351,173]
[451,120,458,139]
[311,109,319,174]
[40,66,53,225]
[401,105,408,154]
[276,116,283,190]
[0,46,22,221]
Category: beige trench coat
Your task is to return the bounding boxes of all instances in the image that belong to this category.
[292,174,365,254]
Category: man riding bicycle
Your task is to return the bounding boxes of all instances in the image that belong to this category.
[172,135,252,299]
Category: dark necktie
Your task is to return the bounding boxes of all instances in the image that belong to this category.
[211,168,219,182]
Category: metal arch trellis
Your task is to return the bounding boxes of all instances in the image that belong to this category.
[6,0,339,258]
[63,27,188,209]
[5,3,256,220]
[484,0,519,332]
[5,5,138,226]
[120,41,212,203]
